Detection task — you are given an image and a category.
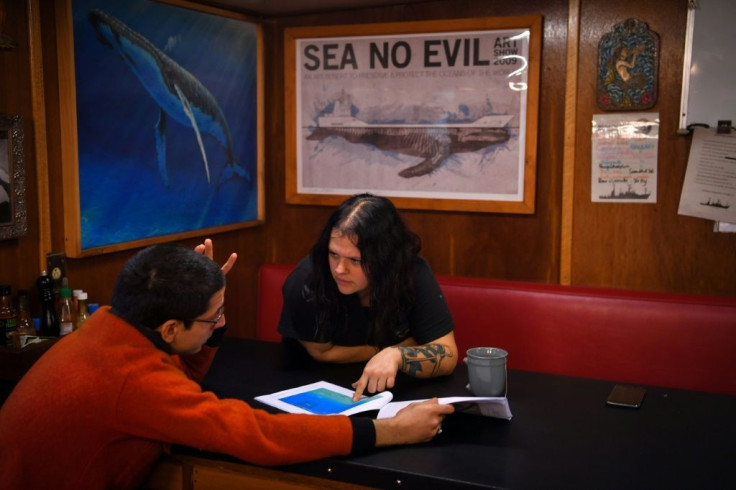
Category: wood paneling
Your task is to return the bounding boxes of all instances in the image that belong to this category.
[0,0,42,295]
[572,0,736,294]
[1,0,733,346]
[144,455,373,490]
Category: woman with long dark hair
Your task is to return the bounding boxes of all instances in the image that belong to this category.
[279,193,457,400]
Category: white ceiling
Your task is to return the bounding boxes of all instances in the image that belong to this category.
[194,0,430,17]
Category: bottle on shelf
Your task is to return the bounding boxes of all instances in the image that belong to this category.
[37,270,60,337]
[58,287,75,336]
[76,292,90,330]
[1,284,19,348]
[16,289,36,337]
[72,289,84,313]
[57,278,70,315]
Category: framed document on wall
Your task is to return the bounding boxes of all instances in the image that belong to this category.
[284,16,541,214]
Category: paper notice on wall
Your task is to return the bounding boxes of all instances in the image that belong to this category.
[714,221,736,233]
[591,113,659,203]
[678,128,736,223]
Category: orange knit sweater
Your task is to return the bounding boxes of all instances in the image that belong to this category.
[0,307,360,489]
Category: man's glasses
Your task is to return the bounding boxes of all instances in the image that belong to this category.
[191,306,225,325]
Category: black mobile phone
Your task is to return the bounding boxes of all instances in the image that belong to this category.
[606,384,646,408]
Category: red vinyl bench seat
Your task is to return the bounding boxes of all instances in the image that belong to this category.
[257,263,736,395]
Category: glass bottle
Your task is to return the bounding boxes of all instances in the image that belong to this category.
[37,270,60,337]
[16,289,36,337]
[57,278,70,317]
[72,289,83,313]
[58,287,75,336]
[1,284,18,348]
[76,292,90,330]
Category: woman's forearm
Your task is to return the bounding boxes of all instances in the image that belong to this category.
[395,343,457,378]
[300,340,377,363]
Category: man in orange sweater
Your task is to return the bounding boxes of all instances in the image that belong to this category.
[0,240,453,489]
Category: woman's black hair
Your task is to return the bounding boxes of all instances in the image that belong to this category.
[308,193,420,346]
[111,243,224,329]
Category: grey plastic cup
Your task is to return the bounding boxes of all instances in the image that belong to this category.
[463,347,508,397]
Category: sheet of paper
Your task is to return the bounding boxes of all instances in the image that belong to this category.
[678,128,736,223]
[715,221,736,233]
[254,381,392,416]
[377,396,513,420]
[591,113,659,203]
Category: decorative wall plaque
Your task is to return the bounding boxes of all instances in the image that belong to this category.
[597,18,659,111]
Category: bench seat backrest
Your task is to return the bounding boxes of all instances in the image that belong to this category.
[438,275,736,396]
[257,264,736,395]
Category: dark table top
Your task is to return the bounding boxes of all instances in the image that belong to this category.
[176,338,736,489]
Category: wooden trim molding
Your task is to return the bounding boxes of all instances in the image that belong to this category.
[27,0,51,271]
[560,0,580,285]
[144,454,374,490]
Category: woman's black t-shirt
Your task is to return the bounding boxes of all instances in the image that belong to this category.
[277,256,455,347]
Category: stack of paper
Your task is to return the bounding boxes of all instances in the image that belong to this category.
[255,381,512,420]
[377,396,512,420]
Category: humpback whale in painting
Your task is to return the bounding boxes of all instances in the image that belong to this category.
[88,9,248,186]
[307,110,512,178]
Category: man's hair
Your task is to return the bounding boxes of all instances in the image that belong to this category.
[111,243,224,329]
[308,193,420,346]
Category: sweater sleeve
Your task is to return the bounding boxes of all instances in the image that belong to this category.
[115,355,358,466]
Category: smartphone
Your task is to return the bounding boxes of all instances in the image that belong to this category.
[606,384,646,408]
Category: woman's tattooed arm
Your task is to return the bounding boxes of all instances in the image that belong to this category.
[397,344,454,377]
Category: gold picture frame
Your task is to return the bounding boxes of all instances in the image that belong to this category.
[56,0,264,257]
[285,16,541,213]
[0,114,28,240]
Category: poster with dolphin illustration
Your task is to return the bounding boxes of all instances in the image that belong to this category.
[59,0,262,256]
[285,16,540,213]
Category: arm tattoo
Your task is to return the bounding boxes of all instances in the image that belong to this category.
[398,344,453,377]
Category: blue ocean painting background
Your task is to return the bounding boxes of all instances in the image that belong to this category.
[72,0,259,249]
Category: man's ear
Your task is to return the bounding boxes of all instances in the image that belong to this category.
[157,320,181,344]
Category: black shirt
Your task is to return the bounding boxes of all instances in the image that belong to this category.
[278,256,455,347]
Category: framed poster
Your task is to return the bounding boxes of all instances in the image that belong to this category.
[56,0,263,257]
[285,16,541,213]
[0,114,28,240]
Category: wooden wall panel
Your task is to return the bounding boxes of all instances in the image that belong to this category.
[0,0,42,297]
[572,0,736,294]
[3,0,732,345]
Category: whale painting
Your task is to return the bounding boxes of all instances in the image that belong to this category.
[88,9,249,187]
[68,0,260,252]
[307,113,512,178]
